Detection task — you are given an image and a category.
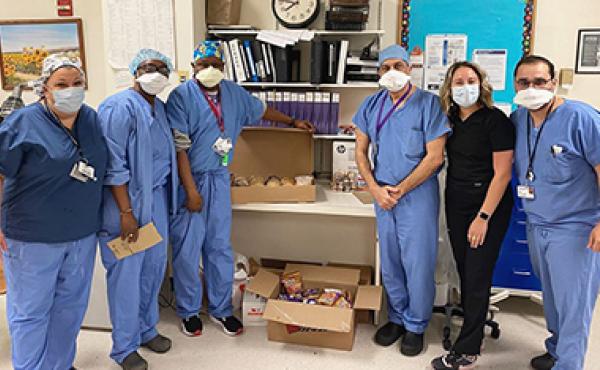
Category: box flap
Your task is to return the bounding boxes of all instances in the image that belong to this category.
[353,285,383,311]
[263,300,354,333]
[284,264,360,286]
[229,128,314,178]
[246,269,280,299]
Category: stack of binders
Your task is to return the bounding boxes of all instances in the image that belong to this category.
[221,38,300,83]
[250,90,341,135]
[310,38,350,85]
[326,0,370,31]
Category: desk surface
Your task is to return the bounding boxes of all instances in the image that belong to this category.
[232,185,375,218]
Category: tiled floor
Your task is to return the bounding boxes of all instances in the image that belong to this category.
[1,295,599,369]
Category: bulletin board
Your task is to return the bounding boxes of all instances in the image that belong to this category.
[398,0,536,105]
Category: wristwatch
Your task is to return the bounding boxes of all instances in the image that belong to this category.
[478,211,490,221]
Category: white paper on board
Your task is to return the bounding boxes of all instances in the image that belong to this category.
[473,49,508,91]
[424,34,468,94]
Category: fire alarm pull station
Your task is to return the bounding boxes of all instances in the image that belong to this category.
[57,0,73,17]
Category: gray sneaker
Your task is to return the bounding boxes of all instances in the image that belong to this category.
[141,333,172,353]
[120,351,147,370]
[431,353,477,370]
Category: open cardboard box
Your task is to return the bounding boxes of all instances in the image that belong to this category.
[229,128,316,204]
[246,263,382,351]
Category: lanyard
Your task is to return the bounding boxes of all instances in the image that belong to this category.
[44,102,87,162]
[526,99,555,182]
[200,85,224,133]
[375,83,413,138]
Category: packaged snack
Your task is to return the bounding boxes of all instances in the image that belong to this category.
[281,271,303,295]
[303,288,322,299]
[265,175,282,187]
[249,176,266,187]
[317,290,342,306]
[304,298,318,305]
[333,295,353,309]
[281,177,296,186]
[233,176,250,187]
[295,175,314,186]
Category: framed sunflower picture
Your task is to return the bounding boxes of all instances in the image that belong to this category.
[0,18,87,90]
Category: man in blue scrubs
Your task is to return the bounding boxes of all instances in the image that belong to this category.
[511,55,600,370]
[0,54,107,370]
[354,45,450,356]
[98,49,178,370]
[167,41,313,338]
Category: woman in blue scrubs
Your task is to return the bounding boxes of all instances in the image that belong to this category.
[511,55,600,370]
[0,54,108,370]
[431,62,515,369]
[98,49,178,370]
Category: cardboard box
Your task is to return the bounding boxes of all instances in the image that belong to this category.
[230,128,316,204]
[327,262,374,324]
[246,264,382,351]
[332,141,367,190]
[242,290,268,327]
[206,0,241,26]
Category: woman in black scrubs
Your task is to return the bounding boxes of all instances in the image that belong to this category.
[431,61,515,369]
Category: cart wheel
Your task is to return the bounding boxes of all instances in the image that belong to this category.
[443,339,452,351]
[443,326,451,338]
[491,327,501,339]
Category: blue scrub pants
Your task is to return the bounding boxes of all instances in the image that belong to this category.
[376,177,439,334]
[171,169,234,320]
[2,233,97,370]
[99,185,169,364]
[527,225,600,370]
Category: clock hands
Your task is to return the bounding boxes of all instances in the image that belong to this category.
[281,0,300,12]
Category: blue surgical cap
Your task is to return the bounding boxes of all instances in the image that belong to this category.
[129,48,174,75]
[378,45,410,66]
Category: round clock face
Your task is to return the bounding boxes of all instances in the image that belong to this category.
[272,0,320,29]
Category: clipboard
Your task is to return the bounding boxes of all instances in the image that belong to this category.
[107,222,163,260]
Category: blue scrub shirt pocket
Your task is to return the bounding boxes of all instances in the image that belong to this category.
[543,149,578,184]
[404,128,426,159]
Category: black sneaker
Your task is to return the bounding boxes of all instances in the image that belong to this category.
[120,351,147,370]
[374,321,406,346]
[431,353,477,370]
[210,315,244,336]
[141,333,172,353]
[401,331,424,356]
[181,314,203,337]
[531,353,555,370]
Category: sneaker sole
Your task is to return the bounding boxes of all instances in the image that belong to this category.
[180,322,202,337]
[210,316,244,337]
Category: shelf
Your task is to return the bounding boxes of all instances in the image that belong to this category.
[313,134,356,140]
[238,82,378,89]
[231,184,374,218]
[207,29,385,36]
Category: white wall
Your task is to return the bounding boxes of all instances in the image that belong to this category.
[0,0,107,107]
[0,0,204,108]
[533,0,600,108]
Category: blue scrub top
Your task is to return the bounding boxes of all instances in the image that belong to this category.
[512,100,600,229]
[98,89,178,227]
[0,102,108,243]
[166,79,265,174]
[353,88,451,185]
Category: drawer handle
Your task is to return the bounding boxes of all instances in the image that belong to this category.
[513,270,532,276]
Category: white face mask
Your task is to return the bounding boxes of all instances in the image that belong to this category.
[379,70,411,92]
[136,72,169,95]
[452,84,480,108]
[51,87,85,114]
[196,67,224,88]
[513,87,555,110]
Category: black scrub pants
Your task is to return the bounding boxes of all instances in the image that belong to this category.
[445,179,513,355]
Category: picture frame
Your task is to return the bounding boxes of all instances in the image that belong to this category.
[575,28,600,74]
[0,18,86,90]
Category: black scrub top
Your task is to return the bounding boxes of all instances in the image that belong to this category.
[446,106,515,184]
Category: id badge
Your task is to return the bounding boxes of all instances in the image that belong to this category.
[70,161,88,182]
[213,137,233,156]
[517,184,535,200]
[70,161,97,182]
[221,153,230,167]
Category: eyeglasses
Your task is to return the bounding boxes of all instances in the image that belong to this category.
[137,63,170,77]
[515,78,552,89]
[379,62,409,73]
